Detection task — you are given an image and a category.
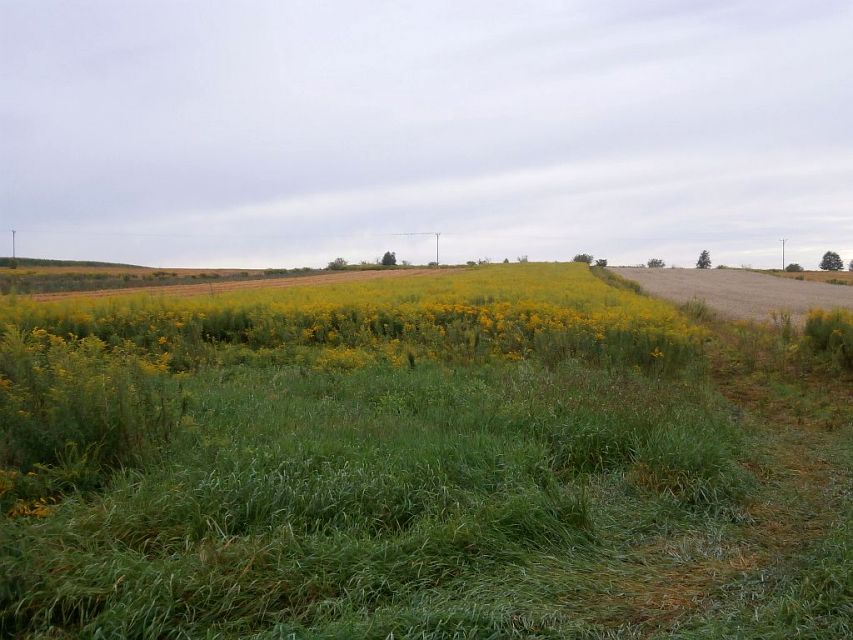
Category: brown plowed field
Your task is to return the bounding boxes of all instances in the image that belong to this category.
[28,268,459,302]
[611,267,853,326]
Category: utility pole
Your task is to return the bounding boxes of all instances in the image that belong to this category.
[780,238,786,271]
[391,231,442,266]
[11,229,15,260]
[435,232,440,267]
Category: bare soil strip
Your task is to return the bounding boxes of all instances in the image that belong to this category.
[28,268,459,302]
[611,267,853,326]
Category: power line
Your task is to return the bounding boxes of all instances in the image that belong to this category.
[10,228,369,240]
[391,232,441,265]
[11,227,580,242]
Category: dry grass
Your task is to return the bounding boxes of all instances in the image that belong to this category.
[773,270,853,285]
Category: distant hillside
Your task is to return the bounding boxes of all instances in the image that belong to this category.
[0,257,145,268]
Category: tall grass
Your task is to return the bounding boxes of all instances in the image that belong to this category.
[804,308,853,371]
[1,359,753,637]
[0,326,181,510]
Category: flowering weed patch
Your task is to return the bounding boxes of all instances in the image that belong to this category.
[805,308,853,370]
[1,263,704,374]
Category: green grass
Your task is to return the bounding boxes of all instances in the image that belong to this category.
[1,359,757,637]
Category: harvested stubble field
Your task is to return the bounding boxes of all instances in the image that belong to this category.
[1,263,850,639]
[611,266,853,326]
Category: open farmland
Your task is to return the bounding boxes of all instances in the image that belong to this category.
[611,266,853,326]
[1,263,850,638]
[1,261,388,297]
[26,267,456,302]
[772,269,853,285]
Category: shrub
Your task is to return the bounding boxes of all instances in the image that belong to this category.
[804,309,853,370]
[327,257,348,270]
[647,258,665,268]
[572,254,594,264]
[785,263,804,272]
[594,258,608,267]
[0,327,180,475]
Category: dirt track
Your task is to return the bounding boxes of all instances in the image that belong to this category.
[611,267,853,326]
[28,268,458,302]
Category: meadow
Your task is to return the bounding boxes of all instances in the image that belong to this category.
[1,263,850,638]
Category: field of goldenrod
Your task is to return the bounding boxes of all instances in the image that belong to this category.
[0,263,704,375]
[804,307,853,370]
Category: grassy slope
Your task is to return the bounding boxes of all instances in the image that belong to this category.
[1,264,851,638]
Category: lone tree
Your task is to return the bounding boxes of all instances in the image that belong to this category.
[594,258,608,267]
[819,251,844,271]
[849,259,853,272]
[696,250,711,269]
[381,251,397,266]
[647,258,665,268]
[572,253,594,264]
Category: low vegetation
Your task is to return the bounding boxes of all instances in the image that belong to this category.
[805,308,853,370]
[1,262,849,637]
[0,266,325,295]
[772,269,853,286]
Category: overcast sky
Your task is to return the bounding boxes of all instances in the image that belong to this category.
[2,0,852,268]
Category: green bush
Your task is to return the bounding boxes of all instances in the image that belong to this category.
[804,309,853,370]
[0,327,181,477]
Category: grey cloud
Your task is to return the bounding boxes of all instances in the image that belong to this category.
[1,1,851,269]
